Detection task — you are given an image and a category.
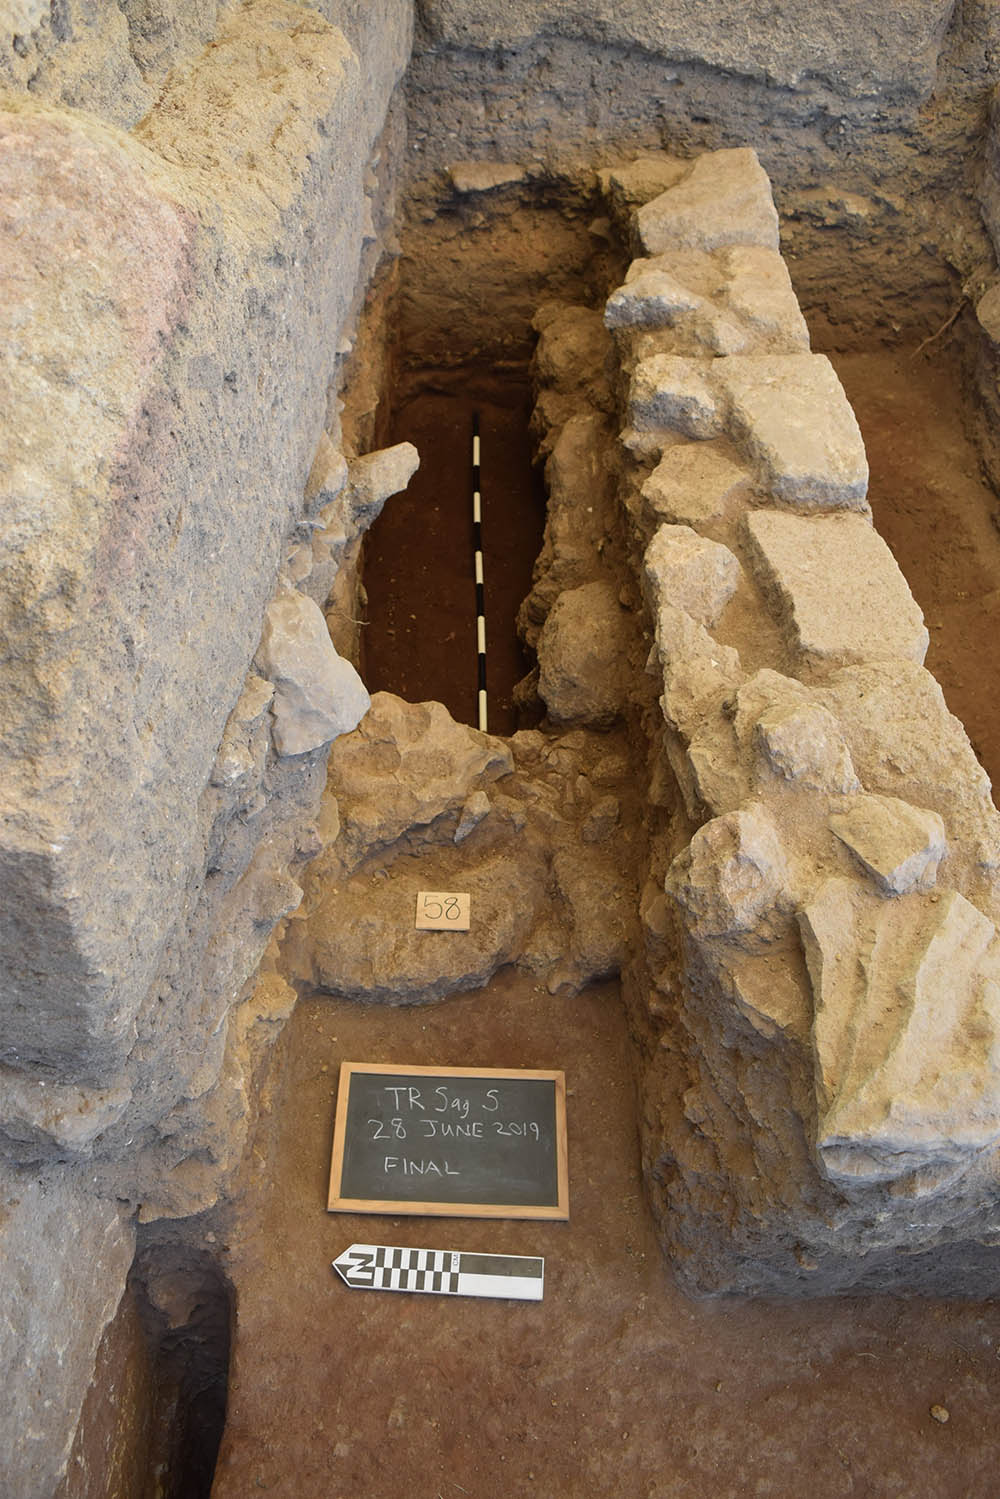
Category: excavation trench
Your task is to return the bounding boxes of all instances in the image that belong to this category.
[208,176,1000,1495]
[121,176,1000,1498]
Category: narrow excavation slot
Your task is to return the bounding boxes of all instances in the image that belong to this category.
[362,371,545,734]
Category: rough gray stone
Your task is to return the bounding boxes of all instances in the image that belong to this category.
[665,803,795,948]
[636,149,780,256]
[640,441,753,528]
[744,509,929,670]
[604,268,704,330]
[537,581,633,726]
[322,693,514,874]
[1,1166,134,1499]
[644,524,742,629]
[829,793,947,894]
[717,354,869,508]
[255,588,370,757]
[754,698,859,794]
[628,354,722,438]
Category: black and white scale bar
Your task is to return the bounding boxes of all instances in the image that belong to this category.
[472,413,487,733]
[333,1244,544,1301]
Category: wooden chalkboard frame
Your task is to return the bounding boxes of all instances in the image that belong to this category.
[328,1062,569,1220]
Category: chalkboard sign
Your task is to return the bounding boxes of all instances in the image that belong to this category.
[328,1063,569,1220]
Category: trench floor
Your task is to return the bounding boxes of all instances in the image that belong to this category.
[211,345,1000,1498]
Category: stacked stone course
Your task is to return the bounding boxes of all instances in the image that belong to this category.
[528,148,1000,1295]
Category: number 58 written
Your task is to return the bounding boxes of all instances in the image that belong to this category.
[415,891,472,931]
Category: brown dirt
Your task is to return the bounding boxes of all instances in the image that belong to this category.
[361,371,546,736]
[209,344,1000,1499]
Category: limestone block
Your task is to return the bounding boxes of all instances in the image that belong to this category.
[537,581,633,726]
[800,881,1000,1185]
[719,246,811,351]
[604,269,703,330]
[628,354,721,438]
[324,693,514,871]
[644,524,742,628]
[744,509,929,670]
[716,355,869,508]
[665,803,794,947]
[1,1166,134,1499]
[636,149,780,257]
[519,410,616,644]
[598,155,689,219]
[448,160,527,193]
[304,429,350,517]
[640,441,753,527]
[654,604,744,737]
[0,0,411,1082]
[256,589,369,757]
[755,700,859,793]
[829,793,947,894]
[815,661,997,845]
[210,674,274,793]
[342,442,420,532]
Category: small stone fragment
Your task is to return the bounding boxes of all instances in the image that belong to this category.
[455,789,491,843]
[629,353,721,438]
[744,509,929,670]
[930,1405,950,1424]
[582,795,620,844]
[665,803,794,945]
[599,155,689,217]
[644,524,742,629]
[636,148,780,256]
[829,794,947,894]
[256,588,370,757]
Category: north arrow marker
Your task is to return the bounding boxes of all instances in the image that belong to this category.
[333,1243,544,1301]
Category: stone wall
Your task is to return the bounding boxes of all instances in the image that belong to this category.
[0,3,412,1491]
[527,148,1000,1295]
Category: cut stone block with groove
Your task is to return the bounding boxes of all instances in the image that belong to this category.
[800,880,1000,1186]
[743,509,929,670]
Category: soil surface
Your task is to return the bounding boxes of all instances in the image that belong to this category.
[213,974,1000,1499]
[362,371,546,735]
[210,345,1000,1498]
